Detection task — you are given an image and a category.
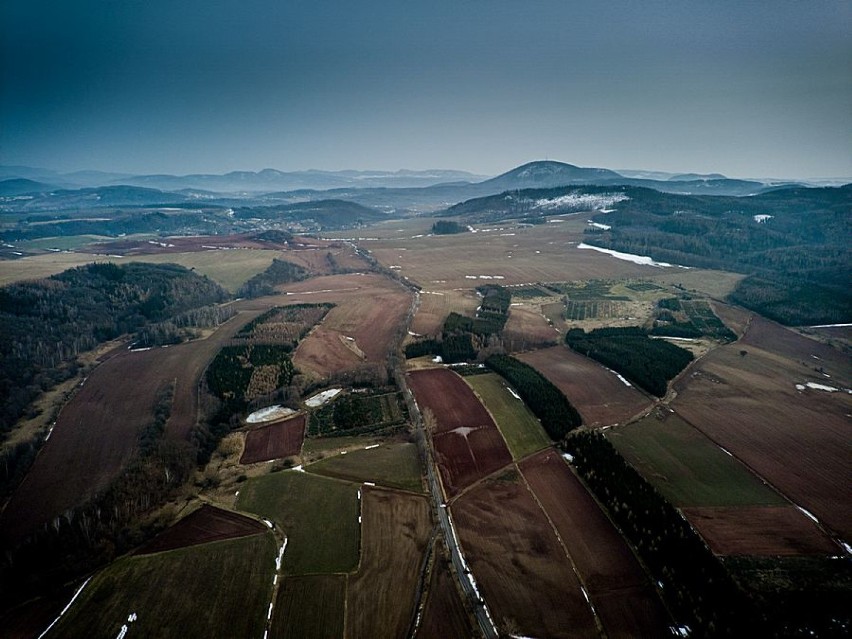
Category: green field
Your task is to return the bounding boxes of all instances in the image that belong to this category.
[133,250,279,292]
[271,575,346,639]
[607,414,786,507]
[48,534,275,639]
[307,442,424,493]
[465,373,551,459]
[237,471,360,574]
[16,235,113,250]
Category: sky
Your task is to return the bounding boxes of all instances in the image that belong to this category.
[2,1,851,179]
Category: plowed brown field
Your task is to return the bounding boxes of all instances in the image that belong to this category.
[346,488,432,639]
[673,318,852,539]
[521,450,670,638]
[452,473,598,638]
[240,414,306,464]
[519,345,651,427]
[136,504,266,554]
[408,369,512,497]
[683,506,840,556]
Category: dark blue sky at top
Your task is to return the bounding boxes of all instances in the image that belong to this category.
[2,0,850,178]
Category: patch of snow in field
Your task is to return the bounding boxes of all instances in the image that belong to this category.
[602,367,632,386]
[262,518,273,529]
[364,444,380,450]
[651,335,695,342]
[432,355,443,363]
[452,426,476,438]
[796,506,819,524]
[129,346,152,352]
[246,405,296,423]
[587,220,612,230]
[45,425,54,441]
[37,577,93,639]
[408,330,422,337]
[292,465,305,472]
[507,388,522,401]
[809,323,852,328]
[275,538,288,571]
[719,447,733,457]
[839,540,852,556]
[305,388,342,407]
[534,192,629,211]
[364,481,376,486]
[802,382,841,392]
[578,243,689,268]
[562,453,574,463]
[754,215,773,223]
[465,275,478,279]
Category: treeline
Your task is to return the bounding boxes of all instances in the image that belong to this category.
[2,211,223,242]
[236,258,309,298]
[134,303,237,348]
[485,354,581,440]
[565,432,754,636]
[405,285,512,363]
[431,220,467,235]
[566,327,693,397]
[234,199,385,229]
[0,262,228,437]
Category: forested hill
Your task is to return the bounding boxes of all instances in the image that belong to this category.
[0,262,229,436]
[584,185,851,325]
[442,183,851,325]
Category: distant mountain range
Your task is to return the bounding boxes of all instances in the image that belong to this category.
[1,160,847,213]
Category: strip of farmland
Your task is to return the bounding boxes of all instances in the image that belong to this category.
[451,472,599,638]
[408,368,512,498]
[346,487,432,639]
[240,414,306,464]
[520,450,671,638]
[270,575,346,639]
[414,541,477,639]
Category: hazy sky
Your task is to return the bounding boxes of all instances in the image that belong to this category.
[2,1,850,178]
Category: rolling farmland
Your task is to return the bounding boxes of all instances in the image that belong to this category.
[672,318,852,539]
[45,533,276,639]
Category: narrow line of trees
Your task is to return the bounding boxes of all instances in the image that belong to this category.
[485,354,581,440]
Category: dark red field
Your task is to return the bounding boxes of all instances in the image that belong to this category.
[408,368,495,434]
[452,473,598,638]
[673,318,852,540]
[136,504,267,554]
[682,506,840,556]
[521,450,670,638]
[519,345,652,427]
[408,368,512,497]
[240,414,306,464]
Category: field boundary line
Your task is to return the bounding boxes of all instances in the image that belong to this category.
[517,462,607,639]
